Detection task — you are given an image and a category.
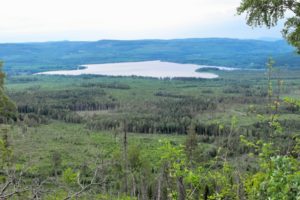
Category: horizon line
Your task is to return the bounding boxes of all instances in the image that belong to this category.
[0,36,283,44]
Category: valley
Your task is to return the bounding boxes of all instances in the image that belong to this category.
[1,66,300,198]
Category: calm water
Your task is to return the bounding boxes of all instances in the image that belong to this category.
[37,61,222,79]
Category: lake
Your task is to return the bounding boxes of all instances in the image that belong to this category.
[37,60,227,79]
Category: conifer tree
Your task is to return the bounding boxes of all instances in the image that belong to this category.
[0,61,16,122]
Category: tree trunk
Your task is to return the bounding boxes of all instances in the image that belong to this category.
[177,176,185,200]
[123,121,128,194]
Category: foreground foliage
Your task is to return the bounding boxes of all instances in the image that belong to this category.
[238,0,300,53]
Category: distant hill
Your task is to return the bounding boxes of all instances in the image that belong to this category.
[0,38,299,75]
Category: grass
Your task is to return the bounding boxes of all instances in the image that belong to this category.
[6,121,189,175]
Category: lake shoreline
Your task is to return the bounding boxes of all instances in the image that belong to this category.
[35,60,231,79]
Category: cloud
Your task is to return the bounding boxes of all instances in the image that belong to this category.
[0,0,282,42]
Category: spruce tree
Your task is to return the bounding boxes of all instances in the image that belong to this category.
[0,61,16,122]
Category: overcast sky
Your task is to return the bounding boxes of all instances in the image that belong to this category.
[0,0,284,42]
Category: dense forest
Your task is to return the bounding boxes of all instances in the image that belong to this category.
[1,38,300,75]
[0,57,300,199]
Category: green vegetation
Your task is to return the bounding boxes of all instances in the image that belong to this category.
[238,0,300,52]
[0,58,300,199]
[1,38,300,75]
[1,1,300,199]
[0,61,16,122]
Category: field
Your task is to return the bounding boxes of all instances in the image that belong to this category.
[0,66,300,199]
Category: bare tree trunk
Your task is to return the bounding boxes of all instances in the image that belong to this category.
[141,178,147,200]
[177,176,185,200]
[157,174,162,200]
[203,185,209,200]
[131,173,136,198]
[123,121,128,194]
[157,164,167,200]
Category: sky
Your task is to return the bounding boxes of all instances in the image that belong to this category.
[0,0,284,42]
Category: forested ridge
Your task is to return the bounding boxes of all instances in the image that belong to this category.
[1,38,300,75]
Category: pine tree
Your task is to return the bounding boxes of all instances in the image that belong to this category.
[0,61,17,123]
[0,61,5,88]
